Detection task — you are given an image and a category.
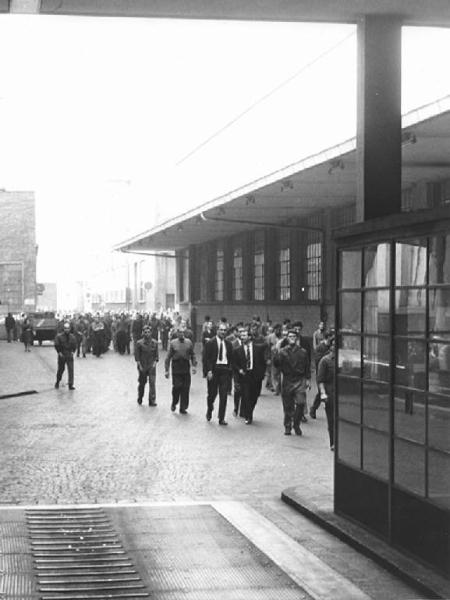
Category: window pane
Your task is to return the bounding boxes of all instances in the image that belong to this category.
[339,292,361,333]
[215,247,224,302]
[394,339,426,389]
[364,243,390,287]
[278,246,290,301]
[429,342,450,396]
[428,394,450,452]
[338,421,360,468]
[394,388,425,444]
[338,376,361,423]
[363,381,389,432]
[429,287,450,337]
[363,290,390,334]
[340,250,361,289]
[363,336,390,382]
[394,288,426,336]
[429,233,450,285]
[338,335,361,377]
[306,240,322,301]
[428,449,450,509]
[395,238,427,286]
[394,439,425,496]
[232,246,243,301]
[253,233,265,301]
[363,429,389,480]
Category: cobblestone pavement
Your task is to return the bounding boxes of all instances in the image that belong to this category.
[0,341,425,599]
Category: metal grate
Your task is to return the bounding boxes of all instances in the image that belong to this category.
[26,507,149,600]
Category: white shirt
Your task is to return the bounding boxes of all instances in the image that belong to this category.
[216,336,228,365]
[245,342,253,370]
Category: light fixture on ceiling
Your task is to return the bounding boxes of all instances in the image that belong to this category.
[402,131,417,146]
[328,159,345,175]
[281,180,294,191]
[176,224,183,231]
[245,195,256,205]
[218,207,226,215]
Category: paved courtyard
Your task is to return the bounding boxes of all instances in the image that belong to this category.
[0,341,430,599]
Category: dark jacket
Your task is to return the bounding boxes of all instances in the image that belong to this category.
[274,344,311,391]
[204,336,233,372]
[54,331,77,356]
[134,337,159,371]
[232,342,267,380]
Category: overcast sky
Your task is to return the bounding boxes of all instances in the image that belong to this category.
[0,15,450,281]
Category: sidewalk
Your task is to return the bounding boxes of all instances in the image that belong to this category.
[0,340,55,398]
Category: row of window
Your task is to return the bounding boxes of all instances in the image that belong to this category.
[186,229,323,303]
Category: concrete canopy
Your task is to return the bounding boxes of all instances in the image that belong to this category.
[2,1,450,28]
[114,96,450,254]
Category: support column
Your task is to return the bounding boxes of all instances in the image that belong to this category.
[357,16,402,221]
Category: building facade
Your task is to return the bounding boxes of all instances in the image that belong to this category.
[0,190,37,313]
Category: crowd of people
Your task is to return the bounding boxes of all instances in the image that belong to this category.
[6,309,335,449]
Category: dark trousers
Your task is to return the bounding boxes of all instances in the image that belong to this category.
[138,366,156,403]
[324,397,334,447]
[233,372,243,416]
[281,380,307,432]
[56,354,74,386]
[207,367,231,422]
[172,372,191,410]
[241,372,262,422]
[6,328,13,342]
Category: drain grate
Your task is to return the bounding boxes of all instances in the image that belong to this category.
[26,507,149,600]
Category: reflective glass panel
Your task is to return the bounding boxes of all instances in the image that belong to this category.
[395,238,427,286]
[338,335,361,377]
[339,292,361,333]
[394,339,426,389]
[428,449,450,509]
[363,290,390,334]
[362,429,389,480]
[428,394,450,452]
[364,243,390,287]
[338,421,361,468]
[340,250,361,289]
[429,233,450,285]
[363,381,389,432]
[429,287,450,337]
[429,342,450,397]
[363,336,390,382]
[394,439,425,496]
[338,376,361,423]
[394,388,425,444]
[394,288,426,336]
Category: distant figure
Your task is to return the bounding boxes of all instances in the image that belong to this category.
[21,316,34,352]
[165,323,197,414]
[317,339,336,451]
[204,322,233,425]
[54,321,77,390]
[135,325,159,406]
[5,313,16,343]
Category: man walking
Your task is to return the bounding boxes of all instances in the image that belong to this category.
[54,321,77,390]
[274,329,311,435]
[135,325,159,406]
[164,323,197,413]
[232,327,267,424]
[317,339,336,450]
[5,312,16,343]
[204,322,233,425]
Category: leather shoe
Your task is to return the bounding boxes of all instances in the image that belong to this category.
[171,403,176,412]
[180,409,188,414]
[219,420,228,426]
[284,429,291,435]
[54,382,59,389]
[149,401,157,406]
[206,410,212,421]
[294,428,302,436]
[69,386,75,390]
[309,408,316,419]
[137,398,142,405]
[245,418,252,425]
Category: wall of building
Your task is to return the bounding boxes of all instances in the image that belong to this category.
[0,190,37,313]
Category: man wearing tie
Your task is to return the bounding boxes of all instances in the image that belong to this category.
[204,322,233,425]
[233,327,267,424]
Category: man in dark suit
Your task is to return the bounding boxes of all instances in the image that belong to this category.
[233,327,267,424]
[204,322,233,425]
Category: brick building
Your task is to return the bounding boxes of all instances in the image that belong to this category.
[0,190,37,313]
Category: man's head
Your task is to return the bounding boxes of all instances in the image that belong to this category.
[293,321,303,336]
[238,327,249,344]
[217,323,227,339]
[63,321,71,333]
[287,330,297,346]
[318,320,325,331]
[143,326,152,339]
